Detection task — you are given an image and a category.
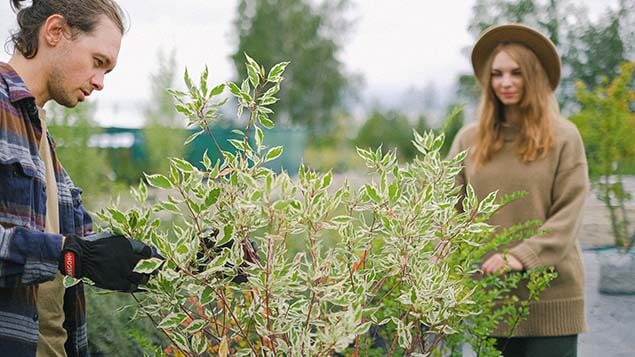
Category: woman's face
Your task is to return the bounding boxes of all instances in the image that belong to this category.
[490,50,524,106]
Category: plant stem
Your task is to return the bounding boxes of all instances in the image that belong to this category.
[130,293,192,357]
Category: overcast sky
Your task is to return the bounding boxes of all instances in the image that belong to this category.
[0,0,618,127]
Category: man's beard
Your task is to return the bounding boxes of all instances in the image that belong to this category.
[48,67,78,108]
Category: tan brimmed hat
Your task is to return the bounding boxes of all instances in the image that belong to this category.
[471,23,561,90]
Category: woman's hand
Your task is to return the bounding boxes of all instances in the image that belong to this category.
[482,253,523,274]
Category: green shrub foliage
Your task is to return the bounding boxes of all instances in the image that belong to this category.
[96,55,555,356]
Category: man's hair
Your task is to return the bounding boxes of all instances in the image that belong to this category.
[8,0,126,59]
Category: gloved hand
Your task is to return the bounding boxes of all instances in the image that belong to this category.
[197,228,259,283]
[59,231,154,292]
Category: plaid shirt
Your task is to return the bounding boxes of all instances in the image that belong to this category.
[0,62,91,356]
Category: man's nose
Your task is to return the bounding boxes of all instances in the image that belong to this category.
[91,72,105,91]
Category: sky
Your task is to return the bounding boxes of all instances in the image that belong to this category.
[0,0,619,127]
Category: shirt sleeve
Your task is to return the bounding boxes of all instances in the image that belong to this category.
[509,129,590,269]
[0,224,63,286]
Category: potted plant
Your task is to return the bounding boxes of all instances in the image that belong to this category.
[571,61,635,294]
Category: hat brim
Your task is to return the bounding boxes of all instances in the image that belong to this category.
[471,23,561,90]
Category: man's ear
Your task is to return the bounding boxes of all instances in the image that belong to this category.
[42,14,71,47]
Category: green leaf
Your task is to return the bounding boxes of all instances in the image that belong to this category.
[241,78,250,95]
[263,84,280,98]
[200,287,215,305]
[133,258,163,274]
[264,146,283,162]
[389,181,401,203]
[107,208,127,227]
[171,157,196,173]
[259,96,279,105]
[273,200,289,210]
[171,331,189,352]
[184,319,207,334]
[158,312,188,329]
[258,114,275,129]
[184,130,204,145]
[321,171,333,189]
[139,181,148,202]
[145,173,173,189]
[184,67,195,94]
[155,201,180,213]
[202,149,212,170]
[365,185,382,203]
[63,275,81,288]
[216,224,234,247]
[247,62,260,88]
[331,215,351,224]
[205,188,221,207]
[228,82,242,97]
[191,332,208,354]
[228,139,246,151]
[175,104,190,115]
[255,126,264,149]
[200,65,209,96]
[267,61,290,82]
[210,83,225,96]
[176,243,190,255]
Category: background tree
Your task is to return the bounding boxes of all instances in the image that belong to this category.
[355,109,430,161]
[143,48,187,175]
[570,62,635,252]
[47,101,113,206]
[231,0,355,135]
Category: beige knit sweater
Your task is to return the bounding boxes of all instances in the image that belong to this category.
[448,117,589,337]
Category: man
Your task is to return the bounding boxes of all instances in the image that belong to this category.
[1,1,154,356]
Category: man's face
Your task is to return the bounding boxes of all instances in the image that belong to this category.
[48,15,122,108]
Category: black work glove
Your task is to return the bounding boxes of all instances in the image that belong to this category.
[197,228,259,283]
[59,232,154,292]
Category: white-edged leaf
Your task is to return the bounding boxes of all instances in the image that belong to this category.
[171,157,196,173]
[158,312,188,329]
[265,146,283,162]
[258,114,274,129]
[145,173,173,189]
[133,258,163,274]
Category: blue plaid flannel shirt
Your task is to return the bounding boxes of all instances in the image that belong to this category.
[0,62,91,356]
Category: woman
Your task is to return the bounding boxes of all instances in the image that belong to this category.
[448,24,588,357]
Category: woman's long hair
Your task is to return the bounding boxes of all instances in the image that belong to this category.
[472,43,558,167]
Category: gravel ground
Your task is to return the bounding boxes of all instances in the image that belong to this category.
[579,251,635,357]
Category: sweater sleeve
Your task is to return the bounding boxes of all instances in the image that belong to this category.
[509,129,590,269]
[0,224,63,286]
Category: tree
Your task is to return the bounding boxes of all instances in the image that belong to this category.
[143,48,187,175]
[570,62,635,252]
[231,0,354,134]
[439,104,465,158]
[355,109,430,161]
[47,101,113,207]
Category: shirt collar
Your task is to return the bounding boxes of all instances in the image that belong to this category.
[0,62,36,103]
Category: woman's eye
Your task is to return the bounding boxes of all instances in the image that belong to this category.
[94,58,103,67]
